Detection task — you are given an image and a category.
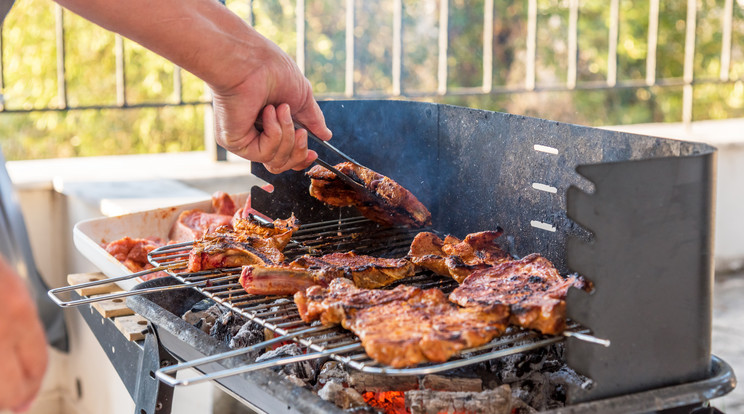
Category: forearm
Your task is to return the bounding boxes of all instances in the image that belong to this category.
[53,0,280,92]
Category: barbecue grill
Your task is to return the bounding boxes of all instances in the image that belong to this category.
[64,100,735,413]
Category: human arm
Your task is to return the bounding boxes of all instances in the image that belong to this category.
[53,0,332,173]
[0,256,49,413]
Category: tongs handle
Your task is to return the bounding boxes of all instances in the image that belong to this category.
[300,123,362,167]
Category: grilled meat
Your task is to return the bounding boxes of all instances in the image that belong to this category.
[232,213,299,251]
[294,278,509,367]
[307,162,432,228]
[187,214,300,273]
[407,230,511,283]
[239,265,318,296]
[187,226,286,272]
[239,252,415,296]
[449,254,591,335]
[291,252,415,289]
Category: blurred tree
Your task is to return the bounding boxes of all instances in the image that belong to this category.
[1,0,742,161]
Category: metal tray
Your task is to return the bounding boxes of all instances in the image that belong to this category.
[73,193,248,290]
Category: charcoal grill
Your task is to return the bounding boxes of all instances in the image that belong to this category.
[74,100,734,413]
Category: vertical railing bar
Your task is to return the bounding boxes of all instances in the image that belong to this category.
[525,0,536,91]
[115,35,127,107]
[567,0,578,89]
[55,4,68,109]
[296,0,305,75]
[345,0,354,97]
[720,0,733,81]
[246,0,254,26]
[173,66,183,104]
[1,22,5,111]
[607,0,619,87]
[482,0,493,93]
[437,0,448,95]
[646,0,659,86]
[483,0,493,93]
[682,0,697,125]
[392,0,403,96]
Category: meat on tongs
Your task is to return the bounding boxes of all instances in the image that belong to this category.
[239,252,415,296]
[307,162,432,228]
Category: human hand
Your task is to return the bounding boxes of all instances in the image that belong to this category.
[210,40,332,174]
[0,256,48,412]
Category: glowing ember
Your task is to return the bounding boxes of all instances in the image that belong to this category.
[362,391,409,414]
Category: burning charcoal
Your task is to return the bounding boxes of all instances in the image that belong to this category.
[255,343,316,380]
[209,311,247,346]
[317,361,350,388]
[183,302,223,333]
[317,381,366,410]
[405,385,512,414]
[229,321,265,353]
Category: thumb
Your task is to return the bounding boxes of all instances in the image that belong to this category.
[293,99,332,141]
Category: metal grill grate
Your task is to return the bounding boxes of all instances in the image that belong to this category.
[148,216,598,380]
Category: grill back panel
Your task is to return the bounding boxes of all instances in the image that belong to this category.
[250,100,716,403]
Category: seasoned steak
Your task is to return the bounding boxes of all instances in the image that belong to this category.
[449,254,591,335]
[294,278,509,368]
[407,230,511,283]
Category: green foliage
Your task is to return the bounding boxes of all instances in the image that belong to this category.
[1,0,743,161]
[0,0,206,160]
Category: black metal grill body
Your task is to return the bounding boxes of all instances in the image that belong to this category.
[248,100,719,404]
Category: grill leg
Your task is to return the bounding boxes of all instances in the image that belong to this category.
[133,325,177,414]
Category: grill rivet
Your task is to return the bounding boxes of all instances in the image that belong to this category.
[160,360,170,368]
[155,402,163,411]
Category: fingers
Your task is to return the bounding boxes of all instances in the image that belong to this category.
[259,104,320,174]
[293,93,332,141]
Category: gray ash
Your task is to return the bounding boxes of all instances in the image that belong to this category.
[255,343,318,381]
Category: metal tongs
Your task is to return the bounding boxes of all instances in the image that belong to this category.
[255,119,371,194]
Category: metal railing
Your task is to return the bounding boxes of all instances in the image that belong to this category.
[0,0,740,159]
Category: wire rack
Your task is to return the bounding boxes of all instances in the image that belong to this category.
[148,216,599,380]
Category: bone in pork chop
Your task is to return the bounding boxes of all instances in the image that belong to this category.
[449,254,591,335]
[294,278,509,368]
[239,252,415,295]
[307,162,431,228]
[186,215,299,273]
[407,230,511,283]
